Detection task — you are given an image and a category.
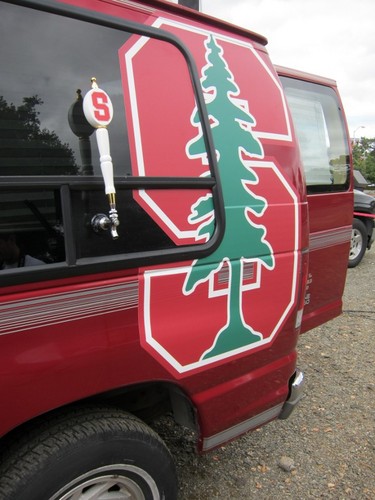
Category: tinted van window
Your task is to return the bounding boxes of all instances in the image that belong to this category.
[0,2,219,285]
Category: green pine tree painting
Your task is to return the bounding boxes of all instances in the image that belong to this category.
[183,35,275,360]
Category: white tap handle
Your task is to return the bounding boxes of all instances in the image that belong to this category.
[83,81,115,195]
[83,79,119,239]
[95,127,115,194]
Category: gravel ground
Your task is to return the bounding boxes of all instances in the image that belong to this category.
[153,247,375,499]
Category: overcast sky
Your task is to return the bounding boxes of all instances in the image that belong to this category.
[194,0,374,139]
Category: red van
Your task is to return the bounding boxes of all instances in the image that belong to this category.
[0,1,352,498]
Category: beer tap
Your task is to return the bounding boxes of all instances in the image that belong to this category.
[83,78,119,239]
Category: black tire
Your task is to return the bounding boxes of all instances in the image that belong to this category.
[348,218,367,268]
[0,406,177,500]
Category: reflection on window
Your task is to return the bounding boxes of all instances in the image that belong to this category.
[281,78,349,192]
[0,96,78,176]
[0,2,130,177]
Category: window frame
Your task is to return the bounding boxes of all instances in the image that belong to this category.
[0,0,225,287]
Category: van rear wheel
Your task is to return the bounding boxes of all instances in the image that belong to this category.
[0,406,177,500]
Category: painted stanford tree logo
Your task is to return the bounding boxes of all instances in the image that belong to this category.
[184,36,274,359]
[121,21,299,376]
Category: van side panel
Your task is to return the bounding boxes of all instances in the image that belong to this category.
[1,0,306,449]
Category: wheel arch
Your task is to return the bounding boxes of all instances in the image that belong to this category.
[0,380,198,461]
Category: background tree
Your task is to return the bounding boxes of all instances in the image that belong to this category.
[352,137,375,184]
[184,36,274,360]
[0,95,77,175]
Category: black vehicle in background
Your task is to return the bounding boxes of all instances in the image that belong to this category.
[349,189,375,267]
